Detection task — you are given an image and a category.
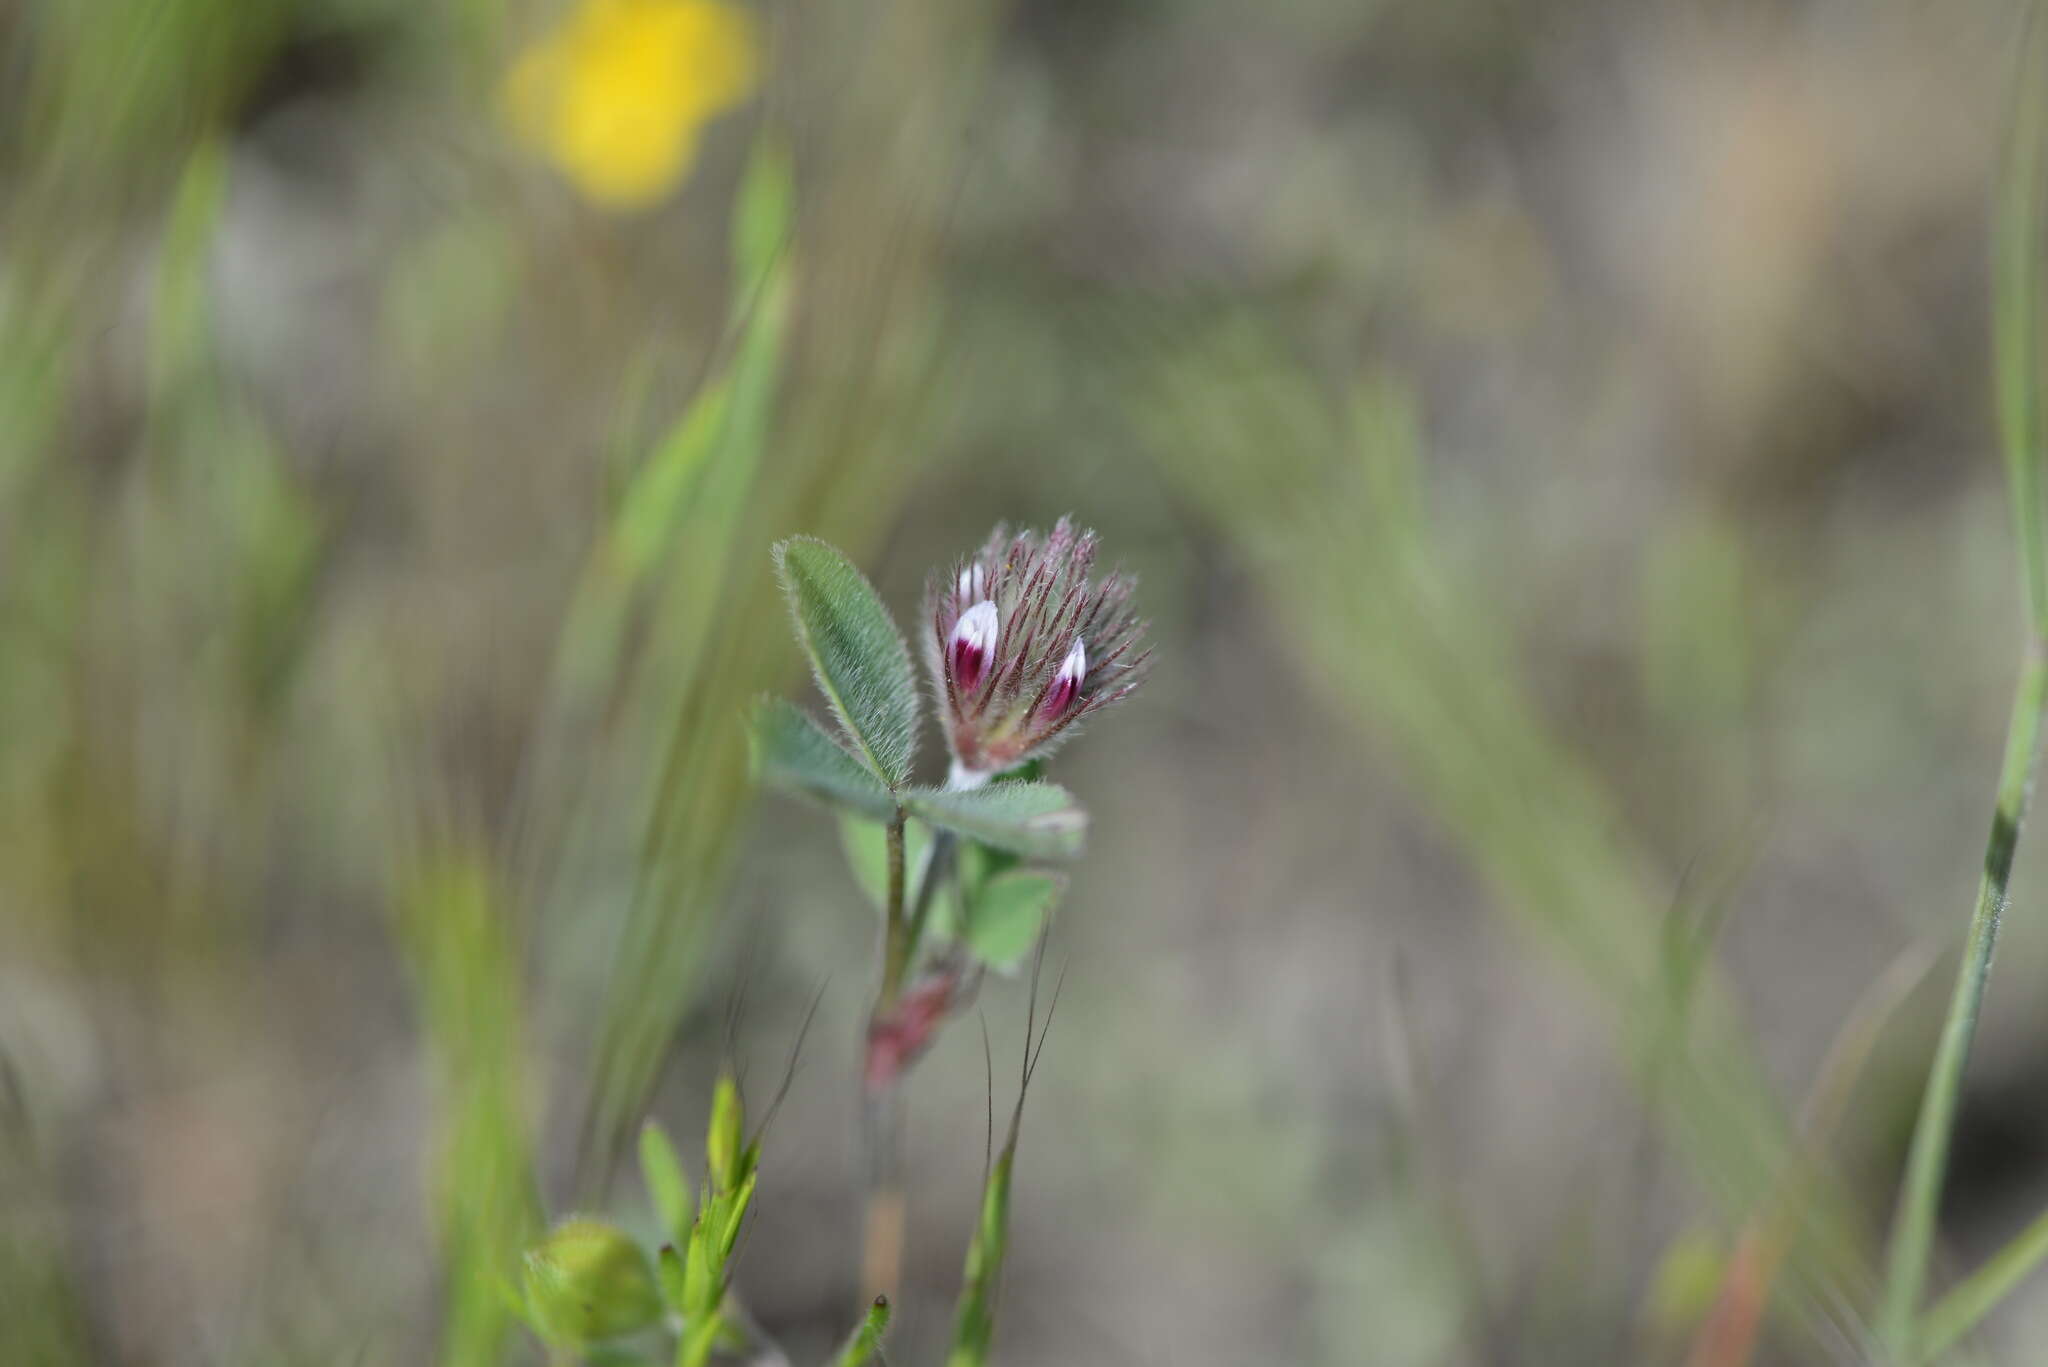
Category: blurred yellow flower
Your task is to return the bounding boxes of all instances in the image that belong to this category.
[505,0,759,211]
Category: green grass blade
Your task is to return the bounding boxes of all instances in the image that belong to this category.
[946,1147,1015,1367]
[834,1296,893,1367]
[1881,10,2048,1355]
[638,1121,693,1247]
[1997,2,2048,637]
[731,133,794,309]
[396,856,540,1367]
[1922,1198,2048,1358]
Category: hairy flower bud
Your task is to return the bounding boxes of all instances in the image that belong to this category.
[951,600,999,696]
[1039,637,1085,721]
[923,518,1151,777]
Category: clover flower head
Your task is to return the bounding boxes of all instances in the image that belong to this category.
[925,518,1151,779]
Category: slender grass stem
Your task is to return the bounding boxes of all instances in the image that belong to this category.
[1922,1194,2048,1360]
[1878,640,2048,1359]
[1879,14,2048,1356]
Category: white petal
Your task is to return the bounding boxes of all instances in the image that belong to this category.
[954,599,1000,653]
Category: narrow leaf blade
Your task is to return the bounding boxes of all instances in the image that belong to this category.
[773,537,920,789]
[638,1121,693,1246]
[835,1295,893,1367]
[947,1148,1015,1367]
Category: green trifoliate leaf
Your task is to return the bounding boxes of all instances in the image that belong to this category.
[521,1217,663,1346]
[751,698,897,821]
[638,1120,692,1245]
[840,813,933,913]
[773,537,920,790]
[907,782,1088,860]
[963,870,1065,973]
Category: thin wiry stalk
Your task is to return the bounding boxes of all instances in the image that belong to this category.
[1879,648,2048,1358]
[1922,1194,2048,1358]
[1879,10,2048,1354]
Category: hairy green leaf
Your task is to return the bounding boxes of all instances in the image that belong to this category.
[773,537,920,789]
[752,698,897,821]
[907,782,1087,860]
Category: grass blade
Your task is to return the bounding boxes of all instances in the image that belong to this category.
[1922,1200,2048,1358]
[1880,10,2048,1355]
[834,1295,893,1367]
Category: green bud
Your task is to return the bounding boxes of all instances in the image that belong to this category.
[706,1073,744,1192]
[520,1217,663,1346]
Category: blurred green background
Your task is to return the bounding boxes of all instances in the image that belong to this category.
[5,0,2048,1363]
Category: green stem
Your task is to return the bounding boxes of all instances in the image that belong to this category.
[1879,639,2048,1359]
[863,809,911,1306]
[877,810,907,1006]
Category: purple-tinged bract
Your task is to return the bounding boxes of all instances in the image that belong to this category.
[924,518,1151,777]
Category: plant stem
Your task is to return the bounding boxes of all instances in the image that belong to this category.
[861,775,974,1304]
[860,1082,906,1304]
[863,809,911,1303]
[1878,638,2048,1359]
[877,811,908,1006]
